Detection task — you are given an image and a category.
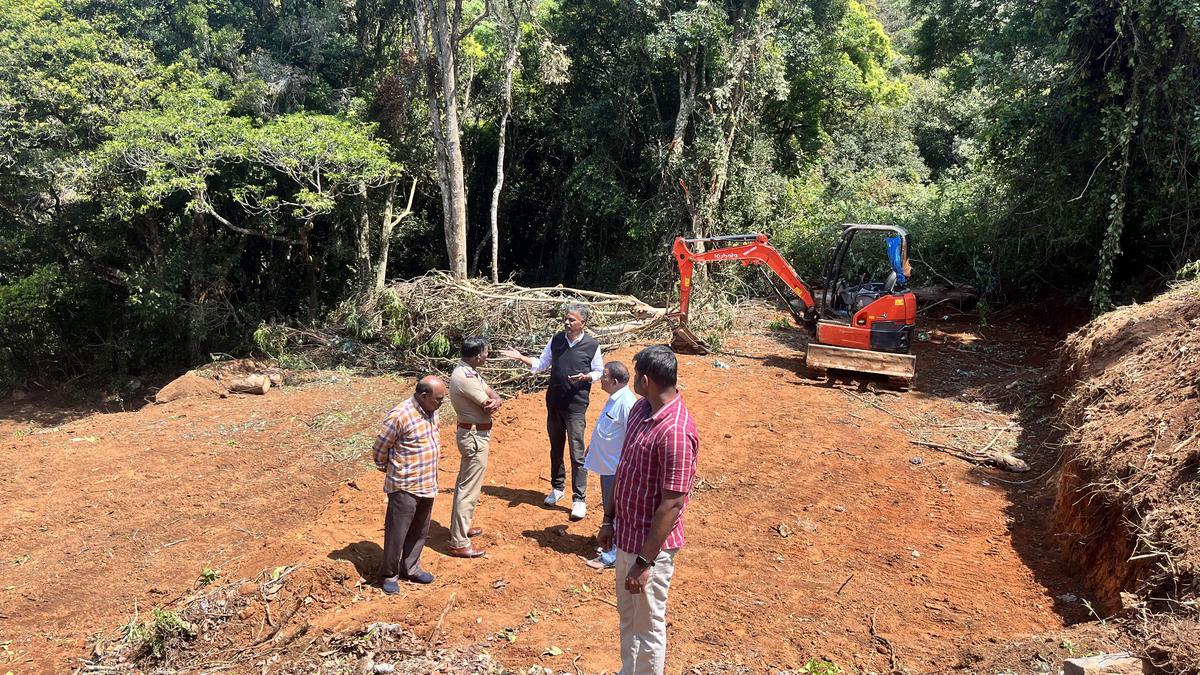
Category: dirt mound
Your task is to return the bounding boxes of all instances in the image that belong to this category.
[1053,280,1200,672]
[153,373,225,403]
[155,360,284,403]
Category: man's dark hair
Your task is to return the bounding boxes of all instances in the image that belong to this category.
[633,345,677,388]
[462,336,487,359]
[415,379,434,396]
[604,361,630,385]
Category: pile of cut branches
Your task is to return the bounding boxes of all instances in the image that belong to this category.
[78,563,502,674]
[253,272,733,393]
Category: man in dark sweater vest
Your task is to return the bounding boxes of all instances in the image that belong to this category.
[501,304,604,520]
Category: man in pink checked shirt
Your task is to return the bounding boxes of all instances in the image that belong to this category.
[372,375,447,592]
[597,345,699,674]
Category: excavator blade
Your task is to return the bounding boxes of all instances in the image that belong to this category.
[805,343,915,382]
[670,325,710,355]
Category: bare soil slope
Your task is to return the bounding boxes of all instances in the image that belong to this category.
[1055,281,1200,671]
[1,312,1092,673]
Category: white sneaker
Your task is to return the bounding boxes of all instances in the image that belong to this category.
[544,489,565,506]
[569,500,587,521]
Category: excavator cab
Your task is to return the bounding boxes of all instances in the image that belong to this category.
[810,224,916,363]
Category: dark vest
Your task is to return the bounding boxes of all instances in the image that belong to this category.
[546,332,599,413]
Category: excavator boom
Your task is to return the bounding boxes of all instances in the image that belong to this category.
[671,234,818,355]
[673,234,816,325]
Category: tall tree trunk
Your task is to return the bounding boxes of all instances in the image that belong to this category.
[355,182,373,295]
[373,177,418,296]
[432,0,469,279]
[669,52,699,164]
[301,221,318,323]
[489,24,520,283]
[187,205,206,365]
[412,0,455,270]
[412,0,469,279]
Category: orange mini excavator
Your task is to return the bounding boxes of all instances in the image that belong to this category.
[669,224,918,384]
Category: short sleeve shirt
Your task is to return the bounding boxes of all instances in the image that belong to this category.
[449,361,491,425]
[612,395,699,554]
[584,386,637,475]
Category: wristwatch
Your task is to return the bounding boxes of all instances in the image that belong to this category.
[635,554,656,568]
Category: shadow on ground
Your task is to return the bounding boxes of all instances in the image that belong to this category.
[329,540,382,581]
[522,526,594,557]
[482,485,548,508]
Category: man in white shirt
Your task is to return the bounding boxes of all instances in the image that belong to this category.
[584,361,636,569]
[501,303,604,520]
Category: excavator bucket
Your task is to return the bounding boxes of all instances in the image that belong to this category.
[805,343,915,383]
[670,325,711,355]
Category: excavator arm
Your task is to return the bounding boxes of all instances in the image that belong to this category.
[671,234,817,350]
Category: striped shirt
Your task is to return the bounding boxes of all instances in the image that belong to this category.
[371,396,440,497]
[613,395,699,554]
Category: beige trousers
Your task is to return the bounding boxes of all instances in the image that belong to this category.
[615,548,678,675]
[448,427,490,548]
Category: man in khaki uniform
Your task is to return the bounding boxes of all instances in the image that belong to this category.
[447,336,502,558]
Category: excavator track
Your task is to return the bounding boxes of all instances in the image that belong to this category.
[805,343,915,383]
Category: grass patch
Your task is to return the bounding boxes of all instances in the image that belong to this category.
[325,432,371,464]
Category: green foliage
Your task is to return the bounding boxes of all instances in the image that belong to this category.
[252,323,289,359]
[0,266,67,383]
[3,0,1198,386]
[197,566,221,585]
[1178,260,1200,282]
[420,333,452,358]
[243,114,399,221]
[798,659,843,675]
[907,0,1200,308]
[90,79,251,218]
[122,608,191,659]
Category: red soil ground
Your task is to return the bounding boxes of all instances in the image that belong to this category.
[0,311,1093,673]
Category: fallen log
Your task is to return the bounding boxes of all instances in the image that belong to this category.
[228,374,271,395]
[909,439,1029,473]
[912,285,979,312]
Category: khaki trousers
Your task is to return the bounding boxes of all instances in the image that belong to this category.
[615,548,678,675]
[448,427,491,548]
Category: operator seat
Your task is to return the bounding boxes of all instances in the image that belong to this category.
[850,271,899,312]
[882,270,897,294]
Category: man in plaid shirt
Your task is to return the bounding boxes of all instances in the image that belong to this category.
[372,375,448,591]
[598,346,698,674]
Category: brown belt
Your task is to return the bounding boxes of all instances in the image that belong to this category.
[458,422,493,431]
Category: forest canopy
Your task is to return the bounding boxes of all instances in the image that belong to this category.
[1,0,1197,386]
